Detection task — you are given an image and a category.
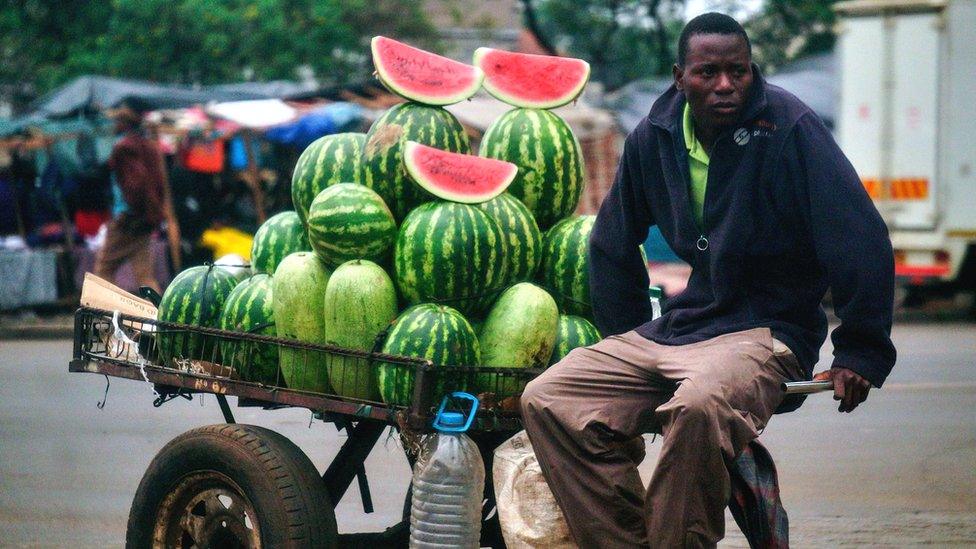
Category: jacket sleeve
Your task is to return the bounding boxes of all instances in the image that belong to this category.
[588,130,655,336]
[789,113,896,387]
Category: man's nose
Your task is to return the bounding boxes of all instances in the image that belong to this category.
[715,73,734,93]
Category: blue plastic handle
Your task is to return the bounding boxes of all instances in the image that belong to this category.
[432,392,480,432]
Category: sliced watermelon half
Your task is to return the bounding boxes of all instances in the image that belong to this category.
[403,141,517,204]
[371,36,484,106]
[473,47,591,109]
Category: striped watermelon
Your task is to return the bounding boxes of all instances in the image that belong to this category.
[273,252,332,393]
[394,201,508,316]
[538,215,595,317]
[251,211,311,275]
[477,193,542,284]
[217,274,279,384]
[549,314,601,366]
[291,133,366,225]
[377,303,480,406]
[479,108,585,230]
[306,183,397,268]
[157,265,240,365]
[323,260,398,401]
[363,102,470,221]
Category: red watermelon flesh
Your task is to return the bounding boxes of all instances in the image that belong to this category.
[403,141,517,204]
[474,47,591,109]
[372,36,484,106]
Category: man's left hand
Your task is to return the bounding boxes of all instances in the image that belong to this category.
[812,367,873,413]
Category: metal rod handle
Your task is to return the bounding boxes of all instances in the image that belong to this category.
[783,380,834,395]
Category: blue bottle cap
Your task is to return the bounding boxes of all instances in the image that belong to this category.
[436,411,465,429]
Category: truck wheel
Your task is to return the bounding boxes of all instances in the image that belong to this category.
[126,424,338,549]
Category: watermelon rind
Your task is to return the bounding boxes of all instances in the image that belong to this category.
[251,211,311,275]
[394,201,509,316]
[218,274,279,384]
[479,108,584,230]
[157,265,240,365]
[477,193,542,284]
[272,252,332,393]
[322,260,398,401]
[402,141,516,204]
[548,314,602,366]
[377,303,480,407]
[306,183,397,268]
[473,47,591,110]
[477,282,558,396]
[363,102,470,221]
[372,36,484,106]
[537,215,596,317]
[291,133,366,226]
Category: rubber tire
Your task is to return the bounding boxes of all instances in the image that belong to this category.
[125,423,338,548]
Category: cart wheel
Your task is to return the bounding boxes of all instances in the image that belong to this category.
[125,424,338,549]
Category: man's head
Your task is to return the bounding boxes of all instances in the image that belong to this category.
[673,13,753,132]
[110,104,143,134]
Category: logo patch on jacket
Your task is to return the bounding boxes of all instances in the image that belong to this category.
[735,120,777,146]
[733,128,751,145]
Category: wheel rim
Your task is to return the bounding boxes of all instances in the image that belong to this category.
[153,471,261,549]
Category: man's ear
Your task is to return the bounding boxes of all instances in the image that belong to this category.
[672,64,684,91]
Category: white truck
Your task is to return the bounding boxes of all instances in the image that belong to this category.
[834,0,976,304]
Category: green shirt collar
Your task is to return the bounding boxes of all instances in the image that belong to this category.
[682,102,710,165]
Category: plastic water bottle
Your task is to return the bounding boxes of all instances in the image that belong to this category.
[410,392,485,548]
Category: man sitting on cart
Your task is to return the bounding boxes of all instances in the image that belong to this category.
[521,12,896,548]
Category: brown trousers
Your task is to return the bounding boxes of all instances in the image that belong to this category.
[520,328,804,548]
[93,217,159,293]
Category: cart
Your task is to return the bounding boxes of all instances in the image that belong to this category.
[70,306,538,548]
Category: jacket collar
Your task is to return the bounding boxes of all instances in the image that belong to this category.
[646,63,769,134]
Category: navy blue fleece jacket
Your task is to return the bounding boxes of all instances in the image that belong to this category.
[589,70,896,405]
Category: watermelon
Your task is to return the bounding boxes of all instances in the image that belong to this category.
[251,211,311,275]
[218,274,279,384]
[477,283,558,396]
[291,133,366,225]
[538,215,595,317]
[473,48,591,109]
[371,36,483,106]
[322,260,398,401]
[394,201,508,316]
[272,252,332,392]
[477,193,542,284]
[157,265,240,365]
[306,183,397,268]
[377,303,480,406]
[548,315,601,366]
[402,141,516,204]
[363,102,470,221]
[480,108,584,230]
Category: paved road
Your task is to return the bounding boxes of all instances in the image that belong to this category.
[1,322,974,547]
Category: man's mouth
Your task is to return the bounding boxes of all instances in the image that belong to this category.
[711,102,739,115]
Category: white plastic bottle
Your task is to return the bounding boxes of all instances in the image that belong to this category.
[410,392,485,549]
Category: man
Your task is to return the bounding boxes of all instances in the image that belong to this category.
[521,12,896,548]
[93,105,168,293]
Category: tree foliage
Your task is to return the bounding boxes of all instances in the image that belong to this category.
[521,0,687,92]
[0,0,435,108]
[744,0,839,70]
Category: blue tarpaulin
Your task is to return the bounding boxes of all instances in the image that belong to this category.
[262,102,364,149]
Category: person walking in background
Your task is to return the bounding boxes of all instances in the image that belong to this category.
[93,104,168,293]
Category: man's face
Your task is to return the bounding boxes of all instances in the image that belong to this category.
[673,33,753,131]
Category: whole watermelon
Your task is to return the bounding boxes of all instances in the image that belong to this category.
[273,252,332,392]
[291,132,366,226]
[363,102,470,221]
[394,201,508,317]
[323,260,398,401]
[538,215,595,317]
[480,108,584,230]
[157,265,240,365]
[548,315,602,366]
[251,211,311,275]
[478,283,558,397]
[217,274,279,384]
[477,192,542,284]
[377,304,480,407]
[306,183,397,268]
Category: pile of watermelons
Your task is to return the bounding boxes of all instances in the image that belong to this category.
[156,37,614,406]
